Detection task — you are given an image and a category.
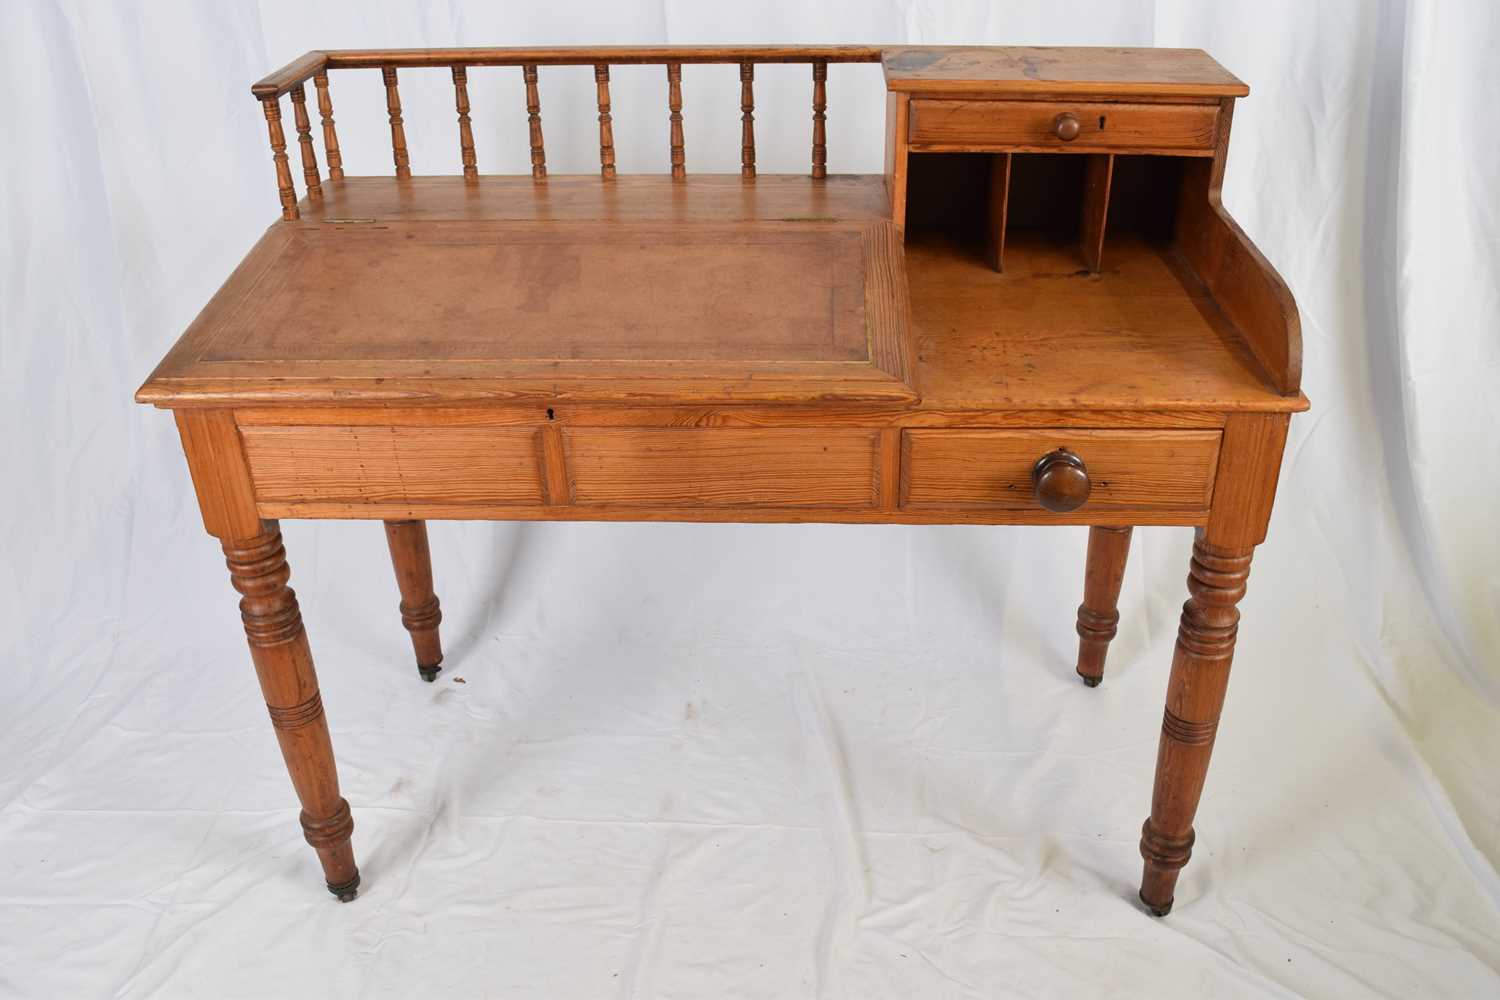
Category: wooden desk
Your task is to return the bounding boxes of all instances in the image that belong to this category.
[137,45,1305,915]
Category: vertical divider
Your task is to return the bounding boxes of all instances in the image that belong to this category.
[985,152,1012,272]
[1080,153,1115,272]
[883,93,910,233]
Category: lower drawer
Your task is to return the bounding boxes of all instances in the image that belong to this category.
[241,425,546,505]
[565,428,880,508]
[901,429,1221,513]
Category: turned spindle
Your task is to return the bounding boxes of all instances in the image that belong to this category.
[1139,536,1253,915]
[223,522,358,901]
[811,60,828,178]
[451,65,477,180]
[289,84,321,200]
[381,66,411,179]
[523,65,546,179]
[1075,525,1133,686]
[740,62,756,178]
[667,63,685,179]
[595,64,616,179]
[312,72,343,181]
[260,98,298,221]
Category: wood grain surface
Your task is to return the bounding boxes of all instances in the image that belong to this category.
[241,425,545,505]
[296,174,890,224]
[564,428,880,508]
[905,232,1305,412]
[882,47,1248,97]
[139,215,916,406]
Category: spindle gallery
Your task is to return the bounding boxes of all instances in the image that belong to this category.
[137,45,1305,915]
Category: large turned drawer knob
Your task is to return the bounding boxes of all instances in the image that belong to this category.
[1053,112,1081,141]
[1032,448,1090,512]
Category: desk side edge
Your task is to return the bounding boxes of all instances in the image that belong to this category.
[1177,98,1302,397]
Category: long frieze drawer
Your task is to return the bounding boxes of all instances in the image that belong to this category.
[241,425,545,505]
[907,99,1219,153]
[564,428,880,508]
[901,429,1221,512]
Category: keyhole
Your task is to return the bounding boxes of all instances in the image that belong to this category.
[1098,115,1107,130]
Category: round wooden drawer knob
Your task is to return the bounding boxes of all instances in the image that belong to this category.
[1032,448,1090,512]
[1053,112,1081,141]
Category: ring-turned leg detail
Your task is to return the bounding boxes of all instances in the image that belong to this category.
[383,520,444,682]
[225,522,360,900]
[1075,525,1133,686]
[1138,534,1252,916]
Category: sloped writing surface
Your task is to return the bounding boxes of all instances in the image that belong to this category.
[205,224,868,364]
[144,218,916,405]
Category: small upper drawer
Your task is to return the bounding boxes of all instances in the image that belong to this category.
[907,99,1219,154]
[901,429,1221,514]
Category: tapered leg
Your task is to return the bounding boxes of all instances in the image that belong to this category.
[383,519,444,681]
[1075,525,1133,687]
[224,521,360,901]
[1138,534,1252,915]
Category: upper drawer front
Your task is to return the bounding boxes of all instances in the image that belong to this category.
[565,428,880,508]
[901,429,1221,513]
[908,99,1219,153]
[241,425,545,506]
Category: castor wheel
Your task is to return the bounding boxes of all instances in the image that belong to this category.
[328,875,361,903]
[418,663,441,682]
[1140,891,1172,917]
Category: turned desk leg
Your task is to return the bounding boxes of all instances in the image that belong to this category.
[225,522,360,901]
[1137,411,1288,916]
[383,519,444,682]
[1075,525,1132,687]
[1138,535,1250,915]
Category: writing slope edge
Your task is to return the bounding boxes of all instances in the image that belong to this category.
[136,219,918,407]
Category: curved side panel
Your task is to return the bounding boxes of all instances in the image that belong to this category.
[1175,99,1302,395]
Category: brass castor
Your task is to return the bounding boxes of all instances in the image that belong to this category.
[1140,891,1172,917]
[328,875,361,903]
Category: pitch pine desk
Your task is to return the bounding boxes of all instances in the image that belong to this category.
[137,46,1306,915]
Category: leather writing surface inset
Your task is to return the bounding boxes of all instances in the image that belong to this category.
[152,218,916,405]
[208,224,868,363]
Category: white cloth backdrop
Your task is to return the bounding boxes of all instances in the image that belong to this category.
[2,1,1497,996]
